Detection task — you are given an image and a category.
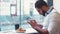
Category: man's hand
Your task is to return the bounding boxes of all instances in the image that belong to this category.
[28,20,37,27]
[28,20,49,34]
[28,20,43,29]
[37,24,43,29]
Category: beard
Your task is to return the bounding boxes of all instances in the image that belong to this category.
[39,13,45,16]
[42,12,45,16]
[40,11,46,16]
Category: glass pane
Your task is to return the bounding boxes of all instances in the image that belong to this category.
[20,0,45,29]
[10,4,17,16]
[0,0,47,31]
[3,0,10,2]
[0,0,20,31]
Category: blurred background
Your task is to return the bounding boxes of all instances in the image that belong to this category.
[0,0,53,31]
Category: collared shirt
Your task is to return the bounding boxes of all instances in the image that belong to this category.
[45,6,53,16]
[43,9,60,34]
[42,6,53,29]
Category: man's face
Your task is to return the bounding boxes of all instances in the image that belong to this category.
[36,6,49,16]
[36,8,46,16]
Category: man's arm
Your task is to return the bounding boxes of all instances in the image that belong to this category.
[33,25,49,34]
[28,20,49,34]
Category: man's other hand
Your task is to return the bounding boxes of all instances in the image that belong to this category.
[28,20,43,29]
[28,20,37,27]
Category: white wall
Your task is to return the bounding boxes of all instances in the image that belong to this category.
[0,2,10,15]
[17,0,20,15]
[0,0,18,16]
[53,0,60,13]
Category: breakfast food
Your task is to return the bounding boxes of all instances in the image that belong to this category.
[16,28,26,33]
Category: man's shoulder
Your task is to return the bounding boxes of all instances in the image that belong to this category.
[48,9,60,19]
[44,9,60,21]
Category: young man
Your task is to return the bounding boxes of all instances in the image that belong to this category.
[28,0,60,34]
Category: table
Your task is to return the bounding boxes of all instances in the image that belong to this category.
[0,28,39,34]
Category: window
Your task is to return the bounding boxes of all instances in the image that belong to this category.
[20,0,47,29]
[0,0,18,31]
[0,0,47,31]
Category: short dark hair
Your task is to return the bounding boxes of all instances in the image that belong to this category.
[35,0,48,8]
